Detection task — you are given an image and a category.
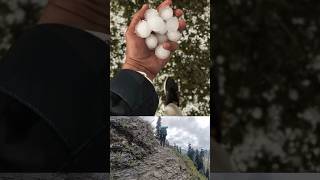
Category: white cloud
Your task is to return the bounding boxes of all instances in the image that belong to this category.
[141,116,210,150]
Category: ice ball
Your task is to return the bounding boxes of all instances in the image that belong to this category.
[145,34,158,50]
[156,33,168,44]
[147,16,166,34]
[135,20,151,38]
[158,24,167,35]
[166,17,179,32]
[167,31,182,42]
[159,6,173,20]
[144,9,159,20]
[155,44,170,59]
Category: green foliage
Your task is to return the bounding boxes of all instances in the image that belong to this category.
[0,1,44,60]
[110,0,210,115]
[187,144,208,178]
[173,149,208,180]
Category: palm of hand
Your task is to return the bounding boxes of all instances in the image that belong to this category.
[123,0,185,80]
[126,33,166,76]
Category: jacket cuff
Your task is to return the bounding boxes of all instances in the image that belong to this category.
[110,69,159,115]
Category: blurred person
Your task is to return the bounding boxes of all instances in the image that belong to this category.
[159,126,168,147]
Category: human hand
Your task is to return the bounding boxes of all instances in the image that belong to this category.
[122,0,187,80]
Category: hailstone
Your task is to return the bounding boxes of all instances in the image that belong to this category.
[133,5,185,61]
[135,20,151,38]
[159,6,173,20]
[156,33,168,44]
[167,31,182,42]
[155,44,170,59]
[166,17,179,32]
[145,34,158,50]
[147,16,166,33]
[144,9,159,20]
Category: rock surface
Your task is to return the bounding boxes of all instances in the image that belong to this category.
[110,117,191,180]
[0,173,108,180]
[110,116,158,170]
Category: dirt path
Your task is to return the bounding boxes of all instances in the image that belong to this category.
[111,146,190,180]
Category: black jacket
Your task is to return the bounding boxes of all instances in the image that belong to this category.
[0,24,108,172]
[0,23,159,172]
[0,24,158,172]
[110,69,158,116]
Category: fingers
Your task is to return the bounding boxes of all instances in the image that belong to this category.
[174,9,187,31]
[163,42,179,51]
[157,0,172,11]
[174,9,183,17]
[178,20,187,31]
[127,4,149,34]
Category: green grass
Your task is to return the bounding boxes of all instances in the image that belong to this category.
[172,150,208,180]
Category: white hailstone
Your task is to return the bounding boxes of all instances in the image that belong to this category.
[155,44,170,59]
[158,25,167,35]
[167,31,182,42]
[166,17,179,32]
[159,6,173,20]
[145,34,158,50]
[156,33,168,44]
[144,9,159,20]
[135,20,151,38]
[147,16,166,34]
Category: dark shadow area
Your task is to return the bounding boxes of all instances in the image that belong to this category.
[213,0,320,172]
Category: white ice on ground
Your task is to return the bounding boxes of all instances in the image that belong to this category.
[298,107,320,130]
[251,107,263,119]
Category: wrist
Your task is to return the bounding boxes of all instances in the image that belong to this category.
[39,0,107,33]
[122,62,155,80]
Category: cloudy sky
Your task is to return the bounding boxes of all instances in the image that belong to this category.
[141,116,210,150]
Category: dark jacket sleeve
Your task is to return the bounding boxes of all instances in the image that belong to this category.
[0,91,69,172]
[0,24,107,172]
[110,69,159,116]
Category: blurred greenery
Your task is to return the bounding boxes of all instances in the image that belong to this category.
[173,149,208,180]
[215,0,320,172]
[0,0,45,59]
[110,0,210,116]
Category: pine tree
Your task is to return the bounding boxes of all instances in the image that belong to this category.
[195,149,204,173]
[205,169,209,178]
[199,149,206,174]
[156,117,161,140]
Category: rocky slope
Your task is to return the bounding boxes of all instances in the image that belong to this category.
[110,117,194,180]
[0,173,107,180]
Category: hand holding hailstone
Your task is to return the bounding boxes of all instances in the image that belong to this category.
[135,6,183,59]
[123,0,186,81]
